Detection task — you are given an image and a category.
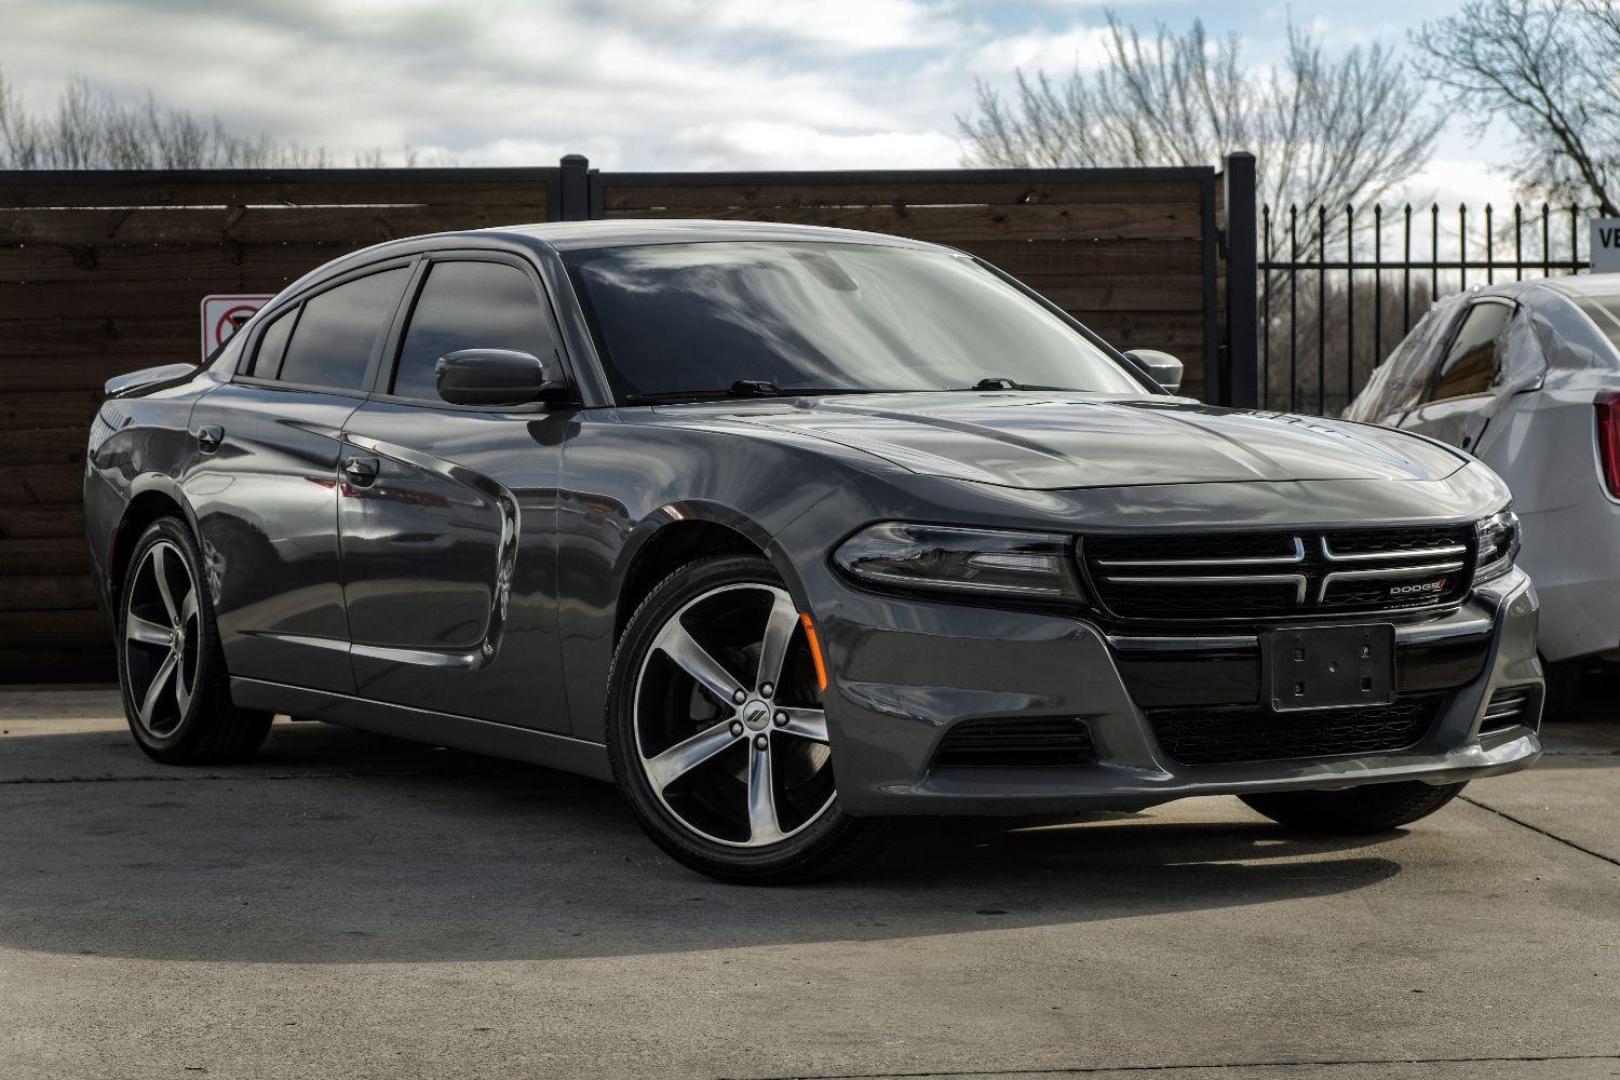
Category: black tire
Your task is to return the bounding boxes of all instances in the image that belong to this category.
[605,553,890,884]
[1240,780,1466,834]
[116,516,273,765]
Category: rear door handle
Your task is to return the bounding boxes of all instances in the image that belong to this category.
[195,425,223,453]
[343,456,380,487]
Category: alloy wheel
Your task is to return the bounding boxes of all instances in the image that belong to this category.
[123,540,201,738]
[633,582,834,848]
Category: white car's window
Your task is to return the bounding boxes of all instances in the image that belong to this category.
[1428,301,1513,403]
[1346,301,1461,421]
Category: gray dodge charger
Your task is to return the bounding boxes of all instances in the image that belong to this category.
[84,220,1543,882]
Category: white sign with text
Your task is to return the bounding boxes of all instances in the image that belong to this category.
[1589,219,1620,273]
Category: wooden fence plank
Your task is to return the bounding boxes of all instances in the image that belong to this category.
[0,539,91,574]
[0,244,359,282]
[605,202,1203,242]
[1023,275,1206,314]
[0,464,85,504]
[0,390,103,429]
[957,239,1206,277]
[604,179,1202,211]
[0,204,541,246]
[0,429,87,467]
[0,356,180,392]
[0,647,113,681]
[0,503,85,539]
[0,609,106,647]
[0,574,99,611]
[0,315,195,355]
[0,177,550,210]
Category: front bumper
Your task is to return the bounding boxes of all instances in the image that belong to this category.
[815,565,1542,817]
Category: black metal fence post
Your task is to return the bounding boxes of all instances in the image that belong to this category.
[1223,152,1259,408]
[557,153,591,221]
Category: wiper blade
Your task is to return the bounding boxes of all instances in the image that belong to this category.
[950,378,1072,392]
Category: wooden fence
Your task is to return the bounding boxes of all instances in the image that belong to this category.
[0,154,1253,680]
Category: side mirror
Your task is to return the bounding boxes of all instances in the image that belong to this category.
[435,348,566,407]
[1125,349,1184,394]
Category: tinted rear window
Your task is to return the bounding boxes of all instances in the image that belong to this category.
[250,307,297,378]
[277,268,408,391]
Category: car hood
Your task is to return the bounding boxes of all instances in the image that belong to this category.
[712,392,1468,490]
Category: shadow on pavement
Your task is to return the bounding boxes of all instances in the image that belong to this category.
[0,719,1419,966]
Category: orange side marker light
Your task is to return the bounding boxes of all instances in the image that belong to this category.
[800,613,829,692]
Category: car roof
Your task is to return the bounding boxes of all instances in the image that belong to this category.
[477,218,951,252]
[279,219,956,299]
[1460,275,1620,372]
[1469,273,1620,312]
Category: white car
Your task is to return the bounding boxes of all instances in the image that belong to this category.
[1347,275,1620,704]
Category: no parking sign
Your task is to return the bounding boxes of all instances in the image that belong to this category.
[200,294,274,359]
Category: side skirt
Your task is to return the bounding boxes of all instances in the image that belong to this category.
[229,676,613,782]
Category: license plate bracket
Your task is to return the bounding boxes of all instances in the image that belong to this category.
[1261,624,1395,712]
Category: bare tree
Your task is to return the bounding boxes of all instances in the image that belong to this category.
[0,68,425,169]
[958,13,1443,251]
[1414,0,1620,213]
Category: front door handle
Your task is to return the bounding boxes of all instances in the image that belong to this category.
[195,425,223,453]
[343,456,380,487]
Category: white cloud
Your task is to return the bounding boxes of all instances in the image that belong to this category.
[600,0,969,51]
[0,0,1512,191]
[665,121,961,170]
[956,25,1114,75]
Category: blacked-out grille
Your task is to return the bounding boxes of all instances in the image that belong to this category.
[932,717,1097,769]
[1083,525,1475,623]
[1147,693,1446,766]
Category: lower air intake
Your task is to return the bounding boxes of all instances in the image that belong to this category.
[1480,686,1537,733]
[1148,693,1447,766]
[931,717,1097,769]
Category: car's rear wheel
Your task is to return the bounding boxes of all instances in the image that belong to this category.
[117,517,273,764]
[1240,780,1467,834]
[606,553,888,883]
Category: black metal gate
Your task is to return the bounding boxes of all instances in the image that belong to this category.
[1259,201,1595,416]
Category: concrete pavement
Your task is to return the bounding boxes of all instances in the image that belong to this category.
[1,689,1616,1080]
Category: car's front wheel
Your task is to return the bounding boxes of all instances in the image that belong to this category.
[606,553,888,883]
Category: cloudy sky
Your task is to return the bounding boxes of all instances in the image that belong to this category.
[0,0,1513,203]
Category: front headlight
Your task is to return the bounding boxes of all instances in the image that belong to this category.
[832,523,1084,602]
[1473,507,1521,585]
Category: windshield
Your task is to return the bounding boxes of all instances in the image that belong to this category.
[562,241,1149,402]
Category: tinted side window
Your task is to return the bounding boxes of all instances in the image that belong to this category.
[1430,302,1512,402]
[250,307,296,378]
[392,261,556,400]
[277,268,409,391]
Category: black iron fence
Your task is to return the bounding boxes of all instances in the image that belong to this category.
[1259,201,1594,416]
